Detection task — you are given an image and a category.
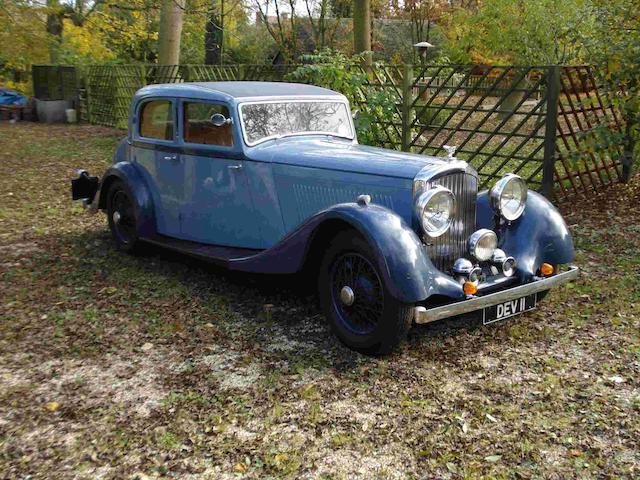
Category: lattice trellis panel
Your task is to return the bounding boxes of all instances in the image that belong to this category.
[184,65,240,82]
[146,65,183,84]
[407,65,549,191]
[85,65,146,128]
[554,66,625,199]
[241,65,296,81]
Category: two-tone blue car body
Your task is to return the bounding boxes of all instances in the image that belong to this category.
[72,81,578,354]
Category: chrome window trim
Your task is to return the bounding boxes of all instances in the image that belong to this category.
[237,98,356,147]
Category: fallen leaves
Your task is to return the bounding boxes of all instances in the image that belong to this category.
[1,123,639,479]
[484,455,502,463]
[607,375,625,384]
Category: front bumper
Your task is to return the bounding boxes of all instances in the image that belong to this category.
[414,266,579,324]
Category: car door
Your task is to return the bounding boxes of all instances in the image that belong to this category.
[132,98,184,237]
[179,100,262,248]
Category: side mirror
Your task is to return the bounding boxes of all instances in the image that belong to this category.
[352,109,361,121]
[211,113,232,127]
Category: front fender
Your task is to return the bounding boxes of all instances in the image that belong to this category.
[477,190,575,278]
[97,162,156,237]
[230,203,462,303]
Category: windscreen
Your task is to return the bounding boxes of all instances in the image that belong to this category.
[240,101,353,145]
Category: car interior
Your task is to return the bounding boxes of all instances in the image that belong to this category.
[183,102,233,147]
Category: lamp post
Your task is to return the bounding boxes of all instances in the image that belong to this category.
[413,41,435,67]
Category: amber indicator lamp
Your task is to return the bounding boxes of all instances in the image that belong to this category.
[463,281,478,295]
[540,263,555,276]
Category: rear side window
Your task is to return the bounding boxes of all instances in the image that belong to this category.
[139,100,174,140]
[183,102,233,147]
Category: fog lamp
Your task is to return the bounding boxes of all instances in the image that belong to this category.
[468,229,497,261]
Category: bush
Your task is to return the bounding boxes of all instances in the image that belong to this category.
[286,50,401,148]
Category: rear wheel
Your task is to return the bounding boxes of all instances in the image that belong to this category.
[318,231,413,355]
[106,180,140,253]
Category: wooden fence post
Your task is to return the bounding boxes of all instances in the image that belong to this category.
[542,65,560,198]
[84,67,93,124]
[401,63,414,152]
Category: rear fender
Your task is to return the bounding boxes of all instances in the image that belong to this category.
[97,162,156,237]
[230,203,462,303]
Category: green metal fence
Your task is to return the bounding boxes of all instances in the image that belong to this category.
[31,65,78,102]
[32,63,630,201]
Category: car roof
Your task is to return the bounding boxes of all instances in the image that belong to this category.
[133,81,346,104]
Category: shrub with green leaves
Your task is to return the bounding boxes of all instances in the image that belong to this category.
[286,50,402,149]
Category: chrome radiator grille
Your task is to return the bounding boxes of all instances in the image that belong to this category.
[425,172,478,272]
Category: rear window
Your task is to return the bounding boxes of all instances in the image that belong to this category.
[183,102,233,146]
[139,100,174,140]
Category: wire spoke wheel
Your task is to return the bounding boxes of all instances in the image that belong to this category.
[110,189,136,246]
[330,252,384,335]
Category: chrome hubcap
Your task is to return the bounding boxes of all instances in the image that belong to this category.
[113,211,121,224]
[340,286,355,306]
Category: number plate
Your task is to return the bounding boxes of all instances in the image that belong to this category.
[483,293,537,325]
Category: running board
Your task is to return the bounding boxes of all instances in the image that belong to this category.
[144,235,262,267]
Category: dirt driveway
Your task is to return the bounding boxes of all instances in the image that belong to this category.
[0,123,638,479]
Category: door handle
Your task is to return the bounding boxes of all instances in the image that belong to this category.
[163,154,178,161]
[227,164,243,170]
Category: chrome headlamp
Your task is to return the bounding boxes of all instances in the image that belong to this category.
[490,174,527,221]
[468,229,497,261]
[415,186,455,237]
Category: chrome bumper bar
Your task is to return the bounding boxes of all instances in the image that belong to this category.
[414,266,579,324]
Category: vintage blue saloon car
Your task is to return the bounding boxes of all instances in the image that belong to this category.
[72,81,578,354]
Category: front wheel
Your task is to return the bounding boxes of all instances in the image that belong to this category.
[318,231,413,355]
[106,180,140,253]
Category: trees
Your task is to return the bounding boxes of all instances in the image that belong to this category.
[304,0,340,51]
[441,0,592,64]
[584,0,640,174]
[158,0,186,64]
[201,0,245,64]
[252,0,343,62]
[253,0,300,61]
[403,0,447,46]
[353,0,371,63]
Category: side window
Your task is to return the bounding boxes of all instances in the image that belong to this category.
[183,102,233,147]
[139,100,174,140]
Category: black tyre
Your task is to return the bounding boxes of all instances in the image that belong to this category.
[106,180,140,253]
[318,230,413,355]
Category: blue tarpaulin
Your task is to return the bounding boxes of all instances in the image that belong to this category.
[0,89,27,106]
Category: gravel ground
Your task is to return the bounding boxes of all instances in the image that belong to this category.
[0,123,638,479]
